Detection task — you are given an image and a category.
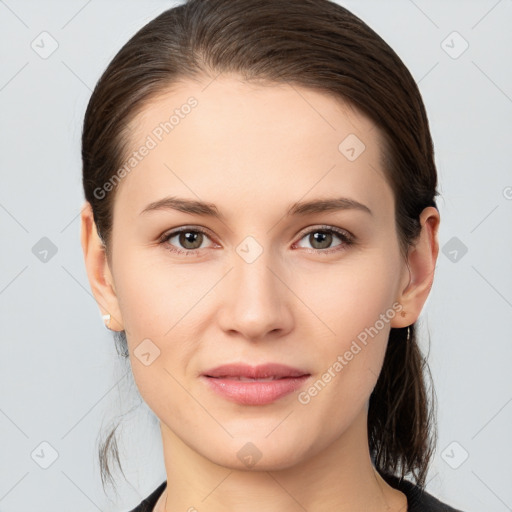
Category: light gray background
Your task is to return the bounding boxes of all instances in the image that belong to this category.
[1,0,511,511]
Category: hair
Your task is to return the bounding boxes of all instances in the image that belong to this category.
[82,0,439,494]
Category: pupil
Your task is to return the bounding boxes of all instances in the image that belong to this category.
[181,231,202,249]
[312,231,331,249]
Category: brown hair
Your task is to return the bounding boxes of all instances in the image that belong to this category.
[82,0,439,493]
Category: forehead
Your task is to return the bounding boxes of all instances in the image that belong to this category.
[114,75,393,222]
[129,75,379,151]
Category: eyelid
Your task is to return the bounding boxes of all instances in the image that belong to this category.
[295,224,353,241]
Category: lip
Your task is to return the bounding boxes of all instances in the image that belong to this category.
[203,363,309,379]
[201,363,311,405]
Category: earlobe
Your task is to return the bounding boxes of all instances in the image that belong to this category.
[80,201,124,331]
[391,206,440,329]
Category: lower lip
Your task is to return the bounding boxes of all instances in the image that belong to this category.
[202,375,310,405]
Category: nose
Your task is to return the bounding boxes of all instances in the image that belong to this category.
[216,246,294,341]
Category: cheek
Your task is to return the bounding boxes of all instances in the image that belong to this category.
[299,294,393,430]
[296,252,401,341]
[113,249,201,337]
[112,251,209,406]
[294,253,400,399]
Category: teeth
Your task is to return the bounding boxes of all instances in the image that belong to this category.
[238,376,277,381]
[217,376,280,381]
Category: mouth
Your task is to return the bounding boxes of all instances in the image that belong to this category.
[201,373,311,406]
[201,363,311,405]
[202,362,309,379]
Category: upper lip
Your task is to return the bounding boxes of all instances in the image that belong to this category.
[203,363,310,379]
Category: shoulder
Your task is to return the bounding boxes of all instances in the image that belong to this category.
[126,481,167,512]
[381,472,465,512]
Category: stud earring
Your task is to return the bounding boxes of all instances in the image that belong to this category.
[102,313,111,329]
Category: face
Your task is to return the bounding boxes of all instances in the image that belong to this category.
[95,75,414,470]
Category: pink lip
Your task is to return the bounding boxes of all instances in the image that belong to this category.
[202,375,310,405]
[201,363,311,405]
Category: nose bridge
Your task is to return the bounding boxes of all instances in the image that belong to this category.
[235,242,278,300]
[218,236,292,338]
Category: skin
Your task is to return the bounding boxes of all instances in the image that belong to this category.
[81,74,439,512]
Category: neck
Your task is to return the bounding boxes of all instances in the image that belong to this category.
[156,408,407,512]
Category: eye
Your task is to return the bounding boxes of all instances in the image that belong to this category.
[159,227,216,256]
[159,225,354,256]
[293,225,354,255]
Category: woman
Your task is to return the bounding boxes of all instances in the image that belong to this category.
[80,0,464,510]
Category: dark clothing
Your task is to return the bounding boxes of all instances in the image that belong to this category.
[382,473,464,511]
[128,474,464,511]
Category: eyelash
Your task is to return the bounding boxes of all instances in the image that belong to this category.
[158,225,355,257]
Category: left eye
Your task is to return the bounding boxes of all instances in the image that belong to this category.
[294,227,354,253]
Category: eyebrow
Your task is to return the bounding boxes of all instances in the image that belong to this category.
[139,195,372,218]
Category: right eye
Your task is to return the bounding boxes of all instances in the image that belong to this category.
[159,226,217,256]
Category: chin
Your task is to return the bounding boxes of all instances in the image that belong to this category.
[197,433,311,472]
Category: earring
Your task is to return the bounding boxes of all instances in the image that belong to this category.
[406,325,410,341]
[102,313,111,329]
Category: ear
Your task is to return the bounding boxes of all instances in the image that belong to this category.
[80,201,124,331]
[391,206,440,328]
